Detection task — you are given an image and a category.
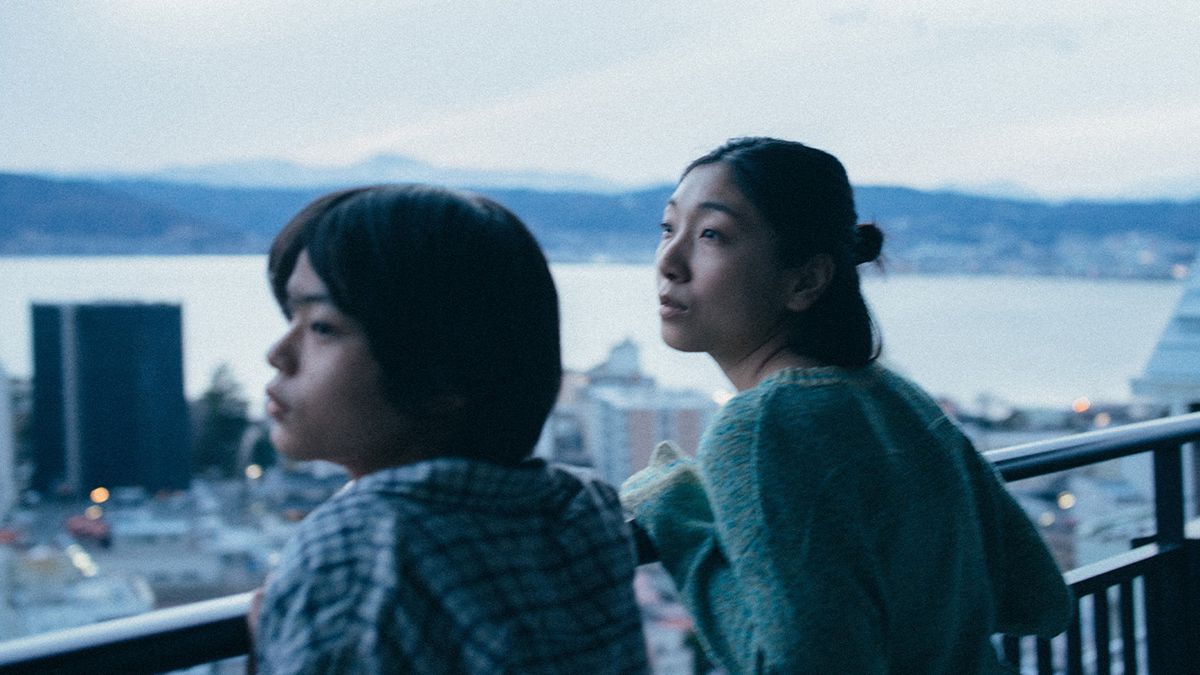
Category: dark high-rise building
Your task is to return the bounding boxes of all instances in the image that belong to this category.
[31,303,190,498]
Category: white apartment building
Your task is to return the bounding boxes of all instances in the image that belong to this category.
[585,385,716,486]
[1132,258,1200,414]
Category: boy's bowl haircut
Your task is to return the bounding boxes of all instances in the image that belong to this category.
[269,184,562,466]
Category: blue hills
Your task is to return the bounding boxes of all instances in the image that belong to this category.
[2,159,1199,277]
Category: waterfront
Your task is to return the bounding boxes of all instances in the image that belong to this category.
[0,256,1184,410]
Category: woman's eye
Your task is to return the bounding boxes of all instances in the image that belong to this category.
[700,228,723,241]
[659,222,673,237]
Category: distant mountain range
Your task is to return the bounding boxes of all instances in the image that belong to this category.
[65,153,631,193]
[3,158,1199,277]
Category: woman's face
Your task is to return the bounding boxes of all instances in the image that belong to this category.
[656,162,807,370]
[265,250,413,477]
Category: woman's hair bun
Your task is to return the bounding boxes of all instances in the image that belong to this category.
[852,222,884,264]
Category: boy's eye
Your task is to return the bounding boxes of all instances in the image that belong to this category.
[310,321,338,336]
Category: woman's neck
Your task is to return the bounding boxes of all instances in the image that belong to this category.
[715,343,825,391]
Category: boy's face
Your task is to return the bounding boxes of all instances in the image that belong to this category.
[265,250,414,477]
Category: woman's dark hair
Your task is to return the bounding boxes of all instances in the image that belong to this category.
[684,137,883,367]
[268,184,562,465]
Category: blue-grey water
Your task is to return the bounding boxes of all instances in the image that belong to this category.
[0,256,1184,412]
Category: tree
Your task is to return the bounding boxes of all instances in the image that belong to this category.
[243,421,279,471]
[8,377,32,467]
[190,363,249,478]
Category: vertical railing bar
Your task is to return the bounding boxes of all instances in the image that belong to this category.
[1036,637,1053,675]
[1119,579,1137,675]
[1094,587,1111,674]
[1153,442,1185,545]
[1148,441,1188,674]
[1001,634,1021,669]
[1067,595,1084,675]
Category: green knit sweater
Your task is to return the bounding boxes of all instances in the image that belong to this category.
[621,364,1072,674]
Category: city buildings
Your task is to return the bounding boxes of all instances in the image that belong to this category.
[586,385,715,487]
[1,543,155,640]
[0,361,14,522]
[30,303,190,499]
[536,339,718,486]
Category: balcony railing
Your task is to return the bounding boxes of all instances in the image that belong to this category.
[3,413,1200,674]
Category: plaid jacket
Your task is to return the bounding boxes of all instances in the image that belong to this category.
[255,457,648,674]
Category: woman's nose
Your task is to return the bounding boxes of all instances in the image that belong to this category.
[656,235,689,282]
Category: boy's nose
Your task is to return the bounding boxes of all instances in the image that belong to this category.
[266,330,297,374]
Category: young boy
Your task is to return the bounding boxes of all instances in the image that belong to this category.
[252,185,647,673]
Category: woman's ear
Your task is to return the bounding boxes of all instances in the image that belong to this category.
[785,253,834,313]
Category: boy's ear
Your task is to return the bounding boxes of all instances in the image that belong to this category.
[785,253,834,313]
[422,392,467,417]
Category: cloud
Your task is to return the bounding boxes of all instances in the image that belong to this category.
[2,1,1198,198]
[948,103,1200,199]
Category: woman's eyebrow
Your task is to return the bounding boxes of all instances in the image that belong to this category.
[697,200,739,217]
[665,198,740,218]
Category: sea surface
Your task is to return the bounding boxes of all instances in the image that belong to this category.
[0,256,1185,413]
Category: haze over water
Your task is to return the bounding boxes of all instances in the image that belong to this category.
[0,256,1183,413]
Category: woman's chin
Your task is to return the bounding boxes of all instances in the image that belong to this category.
[660,328,706,354]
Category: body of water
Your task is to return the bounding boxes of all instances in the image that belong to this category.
[0,256,1184,413]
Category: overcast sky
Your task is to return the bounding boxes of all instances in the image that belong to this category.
[2,1,1197,200]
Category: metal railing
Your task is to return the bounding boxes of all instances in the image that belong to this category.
[3,413,1200,674]
[988,413,1200,674]
[0,591,254,673]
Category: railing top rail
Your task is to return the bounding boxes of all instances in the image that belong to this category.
[987,411,1200,481]
[6,412,1200,672]
[0,591,254,672]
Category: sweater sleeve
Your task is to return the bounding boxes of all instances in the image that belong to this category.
[964,446,1074,637]
[620,442,750,670]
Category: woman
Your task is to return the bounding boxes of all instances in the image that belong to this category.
[621,138,1071,673]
